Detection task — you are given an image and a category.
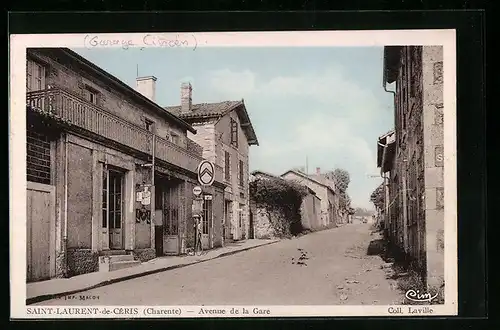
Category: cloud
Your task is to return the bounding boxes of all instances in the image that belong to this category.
[257,66,381,124]
[207,65,382,124]
[206,66,386,208]
[208,69,256,97]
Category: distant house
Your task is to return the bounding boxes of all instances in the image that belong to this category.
[280,168,339,227]
[164,83,259,243]
[250,170,322,238]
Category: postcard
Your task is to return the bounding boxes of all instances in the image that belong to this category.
[10,29,457,318]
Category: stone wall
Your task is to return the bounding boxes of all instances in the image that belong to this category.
[66,249,99,277]
[300,194,322,231]
[252,207,288,239]
[132,248,156,262]
[422,46,445,291]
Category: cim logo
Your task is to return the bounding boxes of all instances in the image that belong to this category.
[405,290,438,303]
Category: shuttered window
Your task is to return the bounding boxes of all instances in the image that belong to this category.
[26,128,51,184]
[224,151,231,181]
[230,118,238,148]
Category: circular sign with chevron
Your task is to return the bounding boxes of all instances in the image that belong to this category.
[197,160,215,186]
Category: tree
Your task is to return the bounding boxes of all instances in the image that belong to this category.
[370,183,385,210]
[325,168,352,215]
[325,168,350,194]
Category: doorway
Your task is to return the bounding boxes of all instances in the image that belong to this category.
[162,181,181,255]
[224,200,232,240]
[202,195,213,249]
[102,168,124,250]
[249,209,254,239]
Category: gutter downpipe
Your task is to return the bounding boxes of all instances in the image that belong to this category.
[382,48,401,246]
[63,133,68,276]
[150,133,156,253]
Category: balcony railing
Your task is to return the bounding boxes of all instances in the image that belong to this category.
[27,88,223,182]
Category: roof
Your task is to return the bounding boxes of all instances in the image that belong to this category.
[28,48,197,134]
[383,46,403,84]
[308,174,336,191]
[252,170,316,195]
[164,100,259,146]
[280,170,336,194]
[251,170,280,179]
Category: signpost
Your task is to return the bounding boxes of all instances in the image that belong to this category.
[193,186,202,196]
[197,160,215,186]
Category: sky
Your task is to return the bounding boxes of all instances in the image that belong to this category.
[72,46,394,209]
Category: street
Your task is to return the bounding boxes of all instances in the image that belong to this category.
[35,223,403,306]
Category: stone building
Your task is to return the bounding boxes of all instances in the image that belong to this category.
[380,45,444,291]
[25,48,225,282]
[280,169,339,227]
[249,170,322,238]
[164,83,259,243]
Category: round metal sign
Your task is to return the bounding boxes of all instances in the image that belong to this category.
[193,186,202,196]
[197,160,215,186]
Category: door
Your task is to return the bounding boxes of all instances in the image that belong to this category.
[26,182,55,282]
[102,168,124,250]
[249,209,254,239]
[163,184,179,255]
[202,195,213,249]
[224,200,232,240]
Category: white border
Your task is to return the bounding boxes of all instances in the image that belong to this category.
[10,30,457,318]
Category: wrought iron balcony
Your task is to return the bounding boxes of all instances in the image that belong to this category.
[27,88,223,182]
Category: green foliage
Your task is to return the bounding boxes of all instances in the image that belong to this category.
[326,168,352,215]
[249,178,308,236]
[370,183,385,210]
[325,168,350,193]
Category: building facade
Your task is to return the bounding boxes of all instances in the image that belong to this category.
[280,170,338,227]
[25,48,225,282]
[380,45,444,290]
[164,83,259,243]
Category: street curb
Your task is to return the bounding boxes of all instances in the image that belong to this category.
[26,240,279,305]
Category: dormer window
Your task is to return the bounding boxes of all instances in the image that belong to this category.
[83,87,98,105]
[145,119,154,132]
[170,132,179,145]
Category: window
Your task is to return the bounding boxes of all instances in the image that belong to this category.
[83,87,98,104]
[202,197,213,235]
[239,159,244,187]
[170,132,179,145]
[26,59,46,92]
[230,118,238,148]
[102,168,123,230]
[224,151,231,181]
[26,128,51,184]
[239,204,245,228]
[145,119,154,132]
[164,187,179,235]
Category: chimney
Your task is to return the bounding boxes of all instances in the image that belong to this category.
[181,82,192,113]
[136,76,157,102]
[316,167,321,175]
